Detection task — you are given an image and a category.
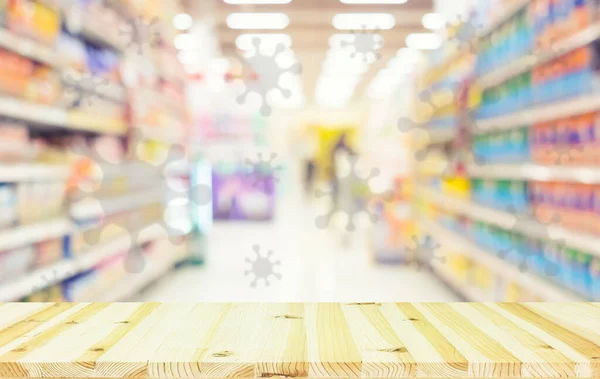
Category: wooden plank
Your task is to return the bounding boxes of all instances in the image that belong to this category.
[415,303,522,377]
[149,304,230,378]
[455,303,575,377]
[305,303,361,377]
[487,303,599,377]
[341,303,415,377]
[198,303,270,378]
[388,304,469,377]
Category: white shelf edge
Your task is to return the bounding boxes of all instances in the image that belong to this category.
[71,189,164,220]
[0,259,78,302]
[0,28,64,68]
[477,0,531,40]
[0,164,71,182]
[478,23,600,90]
[0,218,72,252]
[0,96,128,135]
[99,256,175,302]
[419,186,600,257]
[0,224,170,301]
[474,93,600,133]
[422,219,586,301]
[0,96,67,127]
[468,163,600,184]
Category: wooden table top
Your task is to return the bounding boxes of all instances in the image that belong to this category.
[0,303,599,378]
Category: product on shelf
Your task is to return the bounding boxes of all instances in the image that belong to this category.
[0,245,35,283]
[7,0,60,45]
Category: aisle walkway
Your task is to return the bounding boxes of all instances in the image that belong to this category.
[138,182,458,302]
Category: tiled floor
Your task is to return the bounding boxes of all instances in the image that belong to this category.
[137,179,459,302]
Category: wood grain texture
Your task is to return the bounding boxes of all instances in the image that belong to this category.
[0,303,598,378]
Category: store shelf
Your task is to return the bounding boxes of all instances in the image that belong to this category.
[71,189,165,219]
[0,164,71,182]
[0,96,67,127]
[474,93,600,134]
[138,126,185,144]
[477,0,531,40]
[0,218,72,252]
[478,24,600,90]
[468,163,600,184]
[419,186,600,257]
[430,261,488,301]
[422,219,586,301]
[0,259,76,302]
[0,96,127,135]
[0,28,64,68]
[99,256,175,301]
[0,223,170,301]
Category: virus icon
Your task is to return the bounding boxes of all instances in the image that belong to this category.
[407,235,444,270]
[63,72,108,109]
[245,245,282,288]
[315,155,392,232]
[496,209,562,277]
[31,268,73,294]
[245,152,283,189]
[120,17,160,54]
[237,37,302,116]
[340,26,383,62]
[447,16,482,52]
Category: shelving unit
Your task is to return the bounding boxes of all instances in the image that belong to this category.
[474,93,600,133]
[0,28,64,67]
[419,186,600,257]
[468,163,600,184]
[420,219,585,301]
[0,164,71,182]
[0,218,72,252]
[477,23,600,90]
[412,0,600,301]
[0,224,171,302]
[0,0,192,302]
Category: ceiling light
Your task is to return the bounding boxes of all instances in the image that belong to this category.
[173,13,193,30]
[396,47,421,62]
[341,0,407,3]
[177,50,200,65]
[227,13,289,30]
[225,0,291,3]
[235,33,292,50]
[332,13,395,30]
[422,13,446,30]
[405,33,442,50]
[174,34,198,50]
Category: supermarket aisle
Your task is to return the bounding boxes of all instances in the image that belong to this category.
[138,169,459,302]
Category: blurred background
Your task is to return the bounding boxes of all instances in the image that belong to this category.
[0,0,598,303]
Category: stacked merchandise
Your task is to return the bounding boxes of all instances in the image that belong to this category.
[0,0,192,302]
[412,0,600,301]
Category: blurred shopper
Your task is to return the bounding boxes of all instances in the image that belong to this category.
[298,135,318,198]
[331,133,354,207]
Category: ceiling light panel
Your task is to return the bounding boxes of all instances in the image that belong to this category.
[225,0,291,3]
[227,13,290,30]
[332,13,395,30]
[173,13,193,30]
[422,13,446,30]
[341,0,407,3]
[405,33,442,50]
